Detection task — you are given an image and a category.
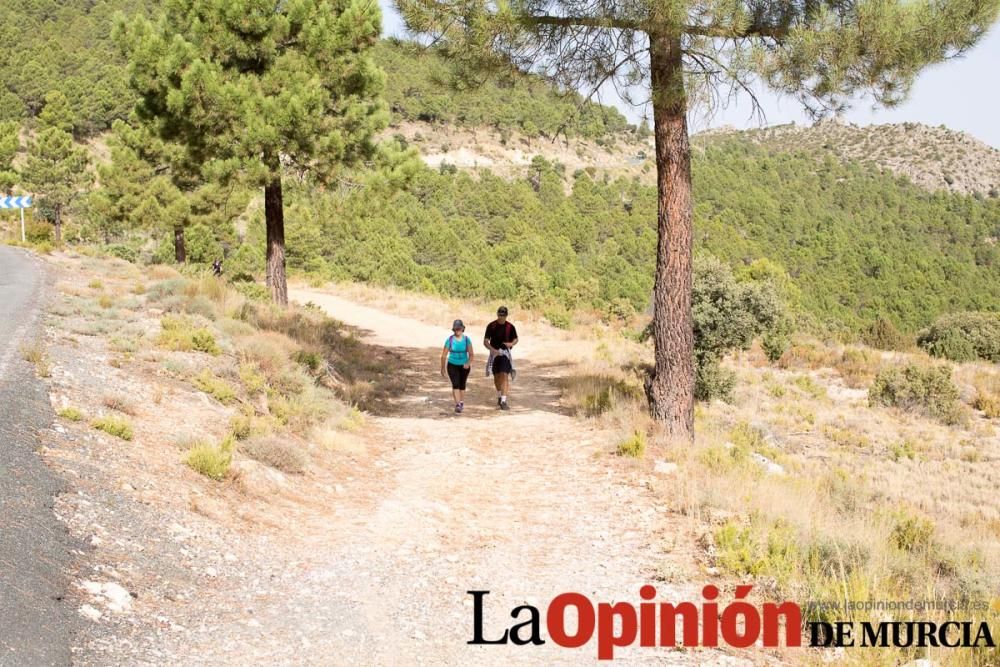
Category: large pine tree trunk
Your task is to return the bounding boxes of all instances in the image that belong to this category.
[646,31,695,443]
[264,173,288,306]
[174,225,186,263]
[54,206,62,244]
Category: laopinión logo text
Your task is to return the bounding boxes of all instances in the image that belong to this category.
[468,586,996,660]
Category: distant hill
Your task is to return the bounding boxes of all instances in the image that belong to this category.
[700,120,1000,196]
[376,40,639,142]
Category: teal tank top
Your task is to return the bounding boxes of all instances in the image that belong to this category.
[446,335,471,365]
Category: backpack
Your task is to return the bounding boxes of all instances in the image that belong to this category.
[447,335,470,358]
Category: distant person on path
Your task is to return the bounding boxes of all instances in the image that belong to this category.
[484,306,518,410]
[441,319,474,414]
[212,258,223,276]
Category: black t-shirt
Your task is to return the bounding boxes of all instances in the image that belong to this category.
[485,320,518,350]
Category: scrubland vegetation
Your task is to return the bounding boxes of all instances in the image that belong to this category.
[48,258,389,485]
[563,320,1000,663]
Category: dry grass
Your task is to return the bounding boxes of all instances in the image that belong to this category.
[148,265,180,280]
[102,394,138,416]
[241,436,309,474]
[583,329,1000,664]
[19,342,51,377]
[834,346,882,388]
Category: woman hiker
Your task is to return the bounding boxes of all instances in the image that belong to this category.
[441,319,474,413]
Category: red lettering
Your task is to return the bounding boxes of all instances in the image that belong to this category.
[597,602,638,660]
[762,601,802,647]
[720,585,761,648]
[547,593,595,648]
[659,602,699,647]
[702,585,719,647]
[639,586,656,646]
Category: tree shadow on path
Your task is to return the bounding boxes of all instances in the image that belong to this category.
[340,326,571,420]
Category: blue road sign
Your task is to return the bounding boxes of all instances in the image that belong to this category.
[0,196,32,209]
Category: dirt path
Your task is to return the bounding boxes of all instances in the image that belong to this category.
[51,272,748,665]
[265,287,737,665]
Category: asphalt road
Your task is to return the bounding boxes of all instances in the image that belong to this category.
[0,246,79,666]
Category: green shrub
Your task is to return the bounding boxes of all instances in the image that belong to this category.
[183,295,218,320]
[891,511,935,553]
[91,415,134,441]
[57,406,84,421]
[714,522,760,575]
[157,315,220,355]
[888,439,917,461]
[761,330,789,363]
[863,317,907,351]
[185,436,233,480]
[232,281,269,302]
[869,363,965,425]
[293,349,325,373]
[147,278,189,302]
[615,431,646,458]
[190,329,220,355]
[917,312,1000,363]
[543,306,572,329]
[193,369,237,404]
[792,374,826,400]
[695,357,737,401]
[691,256,786,401]
[106,244,138,263]
[238,362,268,394]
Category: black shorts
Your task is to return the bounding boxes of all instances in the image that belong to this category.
[447,363,470,390]
[492,355,512,374]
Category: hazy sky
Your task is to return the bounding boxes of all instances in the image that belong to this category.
[379,2,1000,148]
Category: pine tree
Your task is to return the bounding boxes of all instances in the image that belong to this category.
[116,0,388,305]
[395,0,1000,441]
[37,90,74,135]
[0,121,19,192]
[23,127,91,243]
[90,120,194,256]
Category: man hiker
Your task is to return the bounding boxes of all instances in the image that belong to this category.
[441,319,474,414]
[484,306,518,410]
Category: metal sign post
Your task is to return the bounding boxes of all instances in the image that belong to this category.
[0,196,33,242]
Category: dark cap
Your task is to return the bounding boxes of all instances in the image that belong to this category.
[452,319,465,330]
[497,306,509,316]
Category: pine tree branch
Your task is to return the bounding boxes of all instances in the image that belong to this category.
[523,14,789,40]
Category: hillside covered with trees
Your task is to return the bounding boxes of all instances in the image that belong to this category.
[1,0,998,339]
[255,139,999,335]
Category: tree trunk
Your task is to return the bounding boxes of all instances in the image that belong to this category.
[646,31,695,443]
[264,173,288,306]
[174,225,186,263]
[54,206,62,244]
